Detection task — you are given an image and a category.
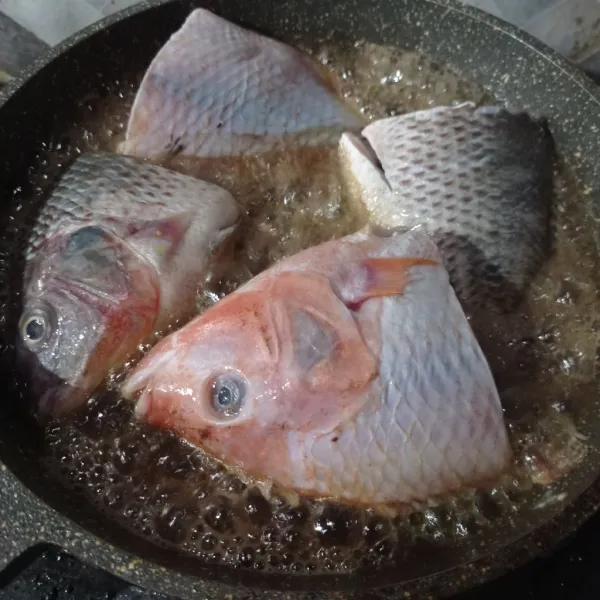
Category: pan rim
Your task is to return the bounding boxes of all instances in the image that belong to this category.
[2,0,600,112]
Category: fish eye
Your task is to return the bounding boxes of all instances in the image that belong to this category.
[210,373,247,418]
[19,307,54,347]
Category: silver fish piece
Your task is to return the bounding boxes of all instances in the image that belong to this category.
[20,152,240,419]
[339,103,554,311]
[120,8,363,160]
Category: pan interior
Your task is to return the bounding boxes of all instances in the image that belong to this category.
[0,0,600,592]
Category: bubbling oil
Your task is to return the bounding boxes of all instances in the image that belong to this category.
[36,40,600,579]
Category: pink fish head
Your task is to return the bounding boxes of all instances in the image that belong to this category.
[123,266,380,492]
[123,230,512,511]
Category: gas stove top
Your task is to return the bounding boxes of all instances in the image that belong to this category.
[2,507,600,600]
[0,549,166,600]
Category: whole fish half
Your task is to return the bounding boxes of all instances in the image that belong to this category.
[122,229,511,511]
[339,103,554,311]
[19,152,240,419]
[120,8,363,160]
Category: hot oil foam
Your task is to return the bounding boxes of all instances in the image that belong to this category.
[32,41,600,578]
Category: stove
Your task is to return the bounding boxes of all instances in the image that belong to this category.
[1,506,600,600]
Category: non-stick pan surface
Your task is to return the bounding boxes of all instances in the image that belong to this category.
[1,1,600,598]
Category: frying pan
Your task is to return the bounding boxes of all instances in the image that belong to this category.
[1,0,600,598]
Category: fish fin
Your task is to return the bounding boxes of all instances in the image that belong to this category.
[341,133,386,180]
[129,213,192,245]
[126,212,220,271]
[339,132,393,222]
[139,218,186,269]
[358,257,439,301]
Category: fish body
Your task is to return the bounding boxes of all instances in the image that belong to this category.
[20,152,240,418]
[121,8,363,160]
[122,229,511,510]
[339,103,554,310]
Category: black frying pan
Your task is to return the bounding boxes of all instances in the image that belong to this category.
[1,0,600,598]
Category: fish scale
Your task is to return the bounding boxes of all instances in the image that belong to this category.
[300,233,509,505]
[120,8,364,160]
[340,102,554,312]
[26,152,236,260]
